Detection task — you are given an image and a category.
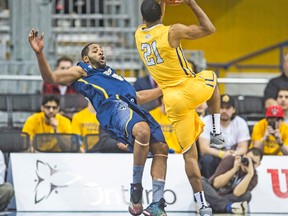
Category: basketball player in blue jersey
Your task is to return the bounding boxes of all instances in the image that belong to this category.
[135,0,225,215]
[28,29,168,216]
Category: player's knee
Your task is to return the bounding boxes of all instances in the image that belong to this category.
[151,142,169,155]
[133,122,150,144]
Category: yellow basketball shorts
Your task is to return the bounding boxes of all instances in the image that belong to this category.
[162,70,217,153]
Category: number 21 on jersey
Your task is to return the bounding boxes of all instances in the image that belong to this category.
[141,41,164,66]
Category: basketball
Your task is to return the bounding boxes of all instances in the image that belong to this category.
[161,0,180,5]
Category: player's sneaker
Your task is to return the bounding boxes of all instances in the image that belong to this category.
[199,205,213,216]
[231,201,248,214]
[128,183,143,216]
[143,198,167,216]
[210,132,225,149]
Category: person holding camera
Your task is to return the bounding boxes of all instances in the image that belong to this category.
[251,105,288,155]
[201,148,263,214]
[198,94,250,178]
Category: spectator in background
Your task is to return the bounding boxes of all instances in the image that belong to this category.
[22,95,72,151]
[134,74,160,111]
[264,53,288,108]
[251,105,288,155]
[202,148,263,214]
[276,88,288,123]
[0,150,14,211]
[198,94,250,178]
[72,101,99,152]
[42,56,77,95]
[149,96,181,153]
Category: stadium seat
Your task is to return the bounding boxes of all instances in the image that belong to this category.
[83,134,99,152]
[33,133,80,153]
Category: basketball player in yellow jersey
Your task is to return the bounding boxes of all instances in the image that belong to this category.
[135,0,224,215]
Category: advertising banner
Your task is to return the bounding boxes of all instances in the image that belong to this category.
[10,153,195,212]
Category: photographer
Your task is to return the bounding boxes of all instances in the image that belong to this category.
[251,105,288,155]
[201,148,263,214]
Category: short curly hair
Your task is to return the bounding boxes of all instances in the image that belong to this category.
[141,0,162,23]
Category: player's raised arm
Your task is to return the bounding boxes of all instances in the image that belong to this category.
[28,29,85,86]
[159,0,166,22]
[136,87,162,105]
[169,0,215,47]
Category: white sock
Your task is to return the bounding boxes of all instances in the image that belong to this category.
[210,114,221,134]
[194,191,208,209]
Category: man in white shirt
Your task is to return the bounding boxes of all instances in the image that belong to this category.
[0,150,14,211]
[198,94,250,178]
[276,88,288,124]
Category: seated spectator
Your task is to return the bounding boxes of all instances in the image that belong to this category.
[22,95,72,152]
[251,105,288,155]
[88,127,130,153]
[71,101,99,152]
[276,87,288,123]
[42,56,77,95]
[264,53,288,108]
[0,150,14,211]
[149,96,181,153]
[202,148,263,214]
[198,94,250,178]
[134,74,160,111]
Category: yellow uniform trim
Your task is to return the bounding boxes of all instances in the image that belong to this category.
[78,78,109,99]
[125,108,133,137]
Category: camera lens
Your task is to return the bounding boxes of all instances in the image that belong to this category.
[241,157,249,166]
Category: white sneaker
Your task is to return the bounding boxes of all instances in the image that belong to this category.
[210,132,225,149]
[199,205,213,216]
[231,201,248,214]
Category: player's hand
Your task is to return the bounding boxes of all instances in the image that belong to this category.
[28,29,44,54]
[117,143,129,152]
[175,0,195,5]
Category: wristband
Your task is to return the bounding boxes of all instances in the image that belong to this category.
[218,150,224,158]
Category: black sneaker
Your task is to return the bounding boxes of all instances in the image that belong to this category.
[143,198,167,216]
[128,183,143,216]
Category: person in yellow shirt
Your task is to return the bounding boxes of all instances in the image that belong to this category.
[22,95,72,152]
[72,101,100,151]
[251,105,288,155]
[149,97,181,153]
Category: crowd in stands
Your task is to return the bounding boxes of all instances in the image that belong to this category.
[0,54,288,213]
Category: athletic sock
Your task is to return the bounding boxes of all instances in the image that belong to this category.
[211,113,221,134]
[194,191,208,209]
[133,165,144,184]
[152,179,165,203]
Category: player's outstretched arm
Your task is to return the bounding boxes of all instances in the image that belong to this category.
[136,87,162,105]
[159,0,166,22]
[28,29,85,86]
[169,0,215,47]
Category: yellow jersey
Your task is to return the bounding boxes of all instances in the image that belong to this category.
[251,119,288,155]
[149,107,181,153]
[71,107,100,150]
[135,24,195,89]
[22,112,72,151]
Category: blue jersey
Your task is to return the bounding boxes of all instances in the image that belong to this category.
[71,62,165,146]
[72,62,137,111]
